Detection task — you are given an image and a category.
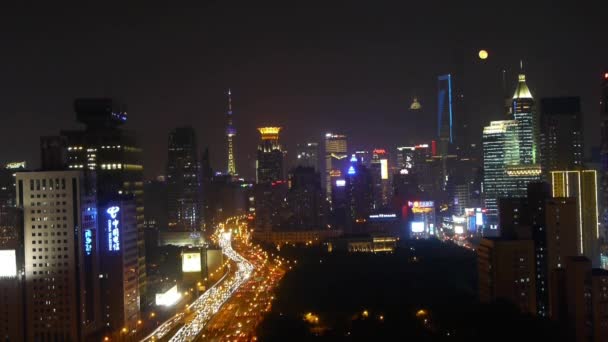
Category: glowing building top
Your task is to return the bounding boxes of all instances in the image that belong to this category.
[258,127,282,141]
[513,74,534,100]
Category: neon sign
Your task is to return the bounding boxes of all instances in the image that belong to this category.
[106,206,120,252]
[84,229,92,255]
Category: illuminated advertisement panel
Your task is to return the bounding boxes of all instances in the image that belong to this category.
[0,250,16,278]
[409,201,434,214]
[106,206,120,252]
[369,213,397,220]
[380,159,388,180]
[84,229,92,256]
[335,179,346,187]
[182,252,202,273]
[156,285,181,306]
[411,221,424,233]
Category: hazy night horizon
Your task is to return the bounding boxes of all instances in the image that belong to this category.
[0,2,606,180]
[0,2,607,341]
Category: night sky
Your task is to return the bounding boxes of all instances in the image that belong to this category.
[1,1,606,180]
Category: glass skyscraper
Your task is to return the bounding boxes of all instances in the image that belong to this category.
[482,120,520,226]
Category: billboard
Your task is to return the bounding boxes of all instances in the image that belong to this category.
[409,201,434,214]
[182,252,202,273]
[411,221,424,233]
[380,159,388,180]
[155,285,181,306]
[106,206,120,252]
[0,250,17,278]
[335,179,346,187]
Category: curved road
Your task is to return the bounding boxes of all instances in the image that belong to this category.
[141,230,253,342]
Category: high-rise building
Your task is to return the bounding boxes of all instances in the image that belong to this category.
[551,170,600,266]
[370,149,389,210]
[599,72,608,241]
[56,98,148,310]
[0,206,24,341]
[482,120,520,227]
[498,183,579,317]
[285,166,327,230]
[477,238,537,315]
[550,256,593,342]
[540,97,583,174]
[256,127,284,184]
[482,71,542,232]
[591,268,608,341]
[166,126,202,231]
[0,162,26,208]
[99,199,140,332]
[324,133,348,202]
[295,142,320,171]
[437,74,453,191]
[16,171,102,340]
[40,136,68,170]
[225,89,237,176]
[512,72,538,165]
[345,157,373,233]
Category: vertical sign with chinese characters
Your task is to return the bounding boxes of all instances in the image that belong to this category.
[106,206,120,252]
[84,229,92,255]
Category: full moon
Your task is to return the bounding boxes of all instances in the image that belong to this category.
[478,50,489,60]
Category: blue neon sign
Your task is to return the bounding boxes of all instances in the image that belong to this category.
[106,206,120,252]
[84,229,92,255]
[347,166,356,175]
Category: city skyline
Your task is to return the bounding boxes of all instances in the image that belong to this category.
[0,2,607,180]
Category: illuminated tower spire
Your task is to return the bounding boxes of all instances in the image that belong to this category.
[226,89,237,175]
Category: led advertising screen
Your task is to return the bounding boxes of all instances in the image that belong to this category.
[380,159,388,180]
[155,285,181,306]
[0,250,17,278]
[182,252,202,273]
[411,221,424,233]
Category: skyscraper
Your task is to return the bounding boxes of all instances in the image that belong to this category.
[370,149,389,210]
[58,98,148,310]
[600,72,608,239]
[437,74,453,191]
[256,127,284,184]
[167,126,202,231]
[225,89,237,176]
[295,142,320,171]
[0,206,24,341]
[482,70,542,231]
[482,120,520,227]
[345,156,373,233]
[286,166,327,230]
[324,133,348,202]
[540,97,583,173]
[477,238,537,315]
[0,162,26,208]
[551,170,600,266]
[16,171,102,340]
[512,71,538,165]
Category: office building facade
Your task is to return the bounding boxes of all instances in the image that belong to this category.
[324,133,348,202]
[295,142,320,171]
[477,238,537,315]
[59,98,147,309]
[551,170,600,266]
[16,171,101,340]
[540,97,583,174]
[256,127,284,184]
[166,126,202,231]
